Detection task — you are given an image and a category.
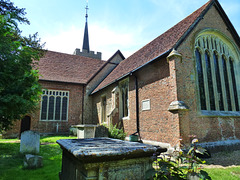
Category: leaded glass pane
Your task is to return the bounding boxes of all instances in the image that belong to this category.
[205,51,215,110]
[55,97,61,120]
[230,59,239,111]
[222,56,232,111]
[62,97,68,120]
[41,96,48,120]
[213,52,224,111]
[48,96,54,120]
[195,49,206,110]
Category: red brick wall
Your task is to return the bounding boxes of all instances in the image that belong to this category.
[124,58,180,146]
[176,5,240,144]
[91,58,181,146]
[4,81,83,137]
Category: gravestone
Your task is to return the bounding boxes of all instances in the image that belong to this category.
[20,130,40,154]
[95,125,108,137]
[24,154,43,169]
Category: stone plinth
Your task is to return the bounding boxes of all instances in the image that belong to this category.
[72,125,99,139]
[57,138,158,180]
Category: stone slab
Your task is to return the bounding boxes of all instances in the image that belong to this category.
[57,137,157,162]
[20,130,40,154]
[57,138,160,180]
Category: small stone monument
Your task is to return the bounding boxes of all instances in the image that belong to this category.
[24,154,43,169]
[20,130,40,154]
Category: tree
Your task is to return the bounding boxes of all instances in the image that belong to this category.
[0,0,45,132]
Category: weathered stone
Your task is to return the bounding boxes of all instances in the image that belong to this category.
[20,130,40,154]
[24,154,43,169]
[57,138,161,180]
[72,124,99,139]
[168,100,189,112]
[95,125,108,137]
[69,127,77,136]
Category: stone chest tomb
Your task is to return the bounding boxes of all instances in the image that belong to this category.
[57,138,158,180]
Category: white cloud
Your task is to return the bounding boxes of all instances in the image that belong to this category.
[42,23,146,60]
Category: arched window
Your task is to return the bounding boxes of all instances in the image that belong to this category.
[120,79,129,118]
[194,31,240,113]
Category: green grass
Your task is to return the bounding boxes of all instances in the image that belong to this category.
[40,135,76,143]
[0,136,76,180]
[0,138,19,142]
[205,167,240,180]
[1,136,240,180]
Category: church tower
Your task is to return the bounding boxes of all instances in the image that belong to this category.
[73,2,102,60]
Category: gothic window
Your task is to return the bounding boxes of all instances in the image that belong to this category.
[101,96,107,124]
[194,32,240,114]
[120,79,129,118]
[40,90,69,121]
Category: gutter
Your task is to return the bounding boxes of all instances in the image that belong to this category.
[91,49,172,95]
[81,85,85,124]
[39,79,86,86]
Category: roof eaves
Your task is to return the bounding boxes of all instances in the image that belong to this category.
[39,79,86,85]
[86,50,125,84]
[91,49,171,95]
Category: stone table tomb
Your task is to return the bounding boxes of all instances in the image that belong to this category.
[57,138,159,180]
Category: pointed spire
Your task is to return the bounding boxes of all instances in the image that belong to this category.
[82,2,90,52]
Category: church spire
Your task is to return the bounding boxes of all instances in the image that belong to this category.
[73,0,102,60]
[82,2,90,52]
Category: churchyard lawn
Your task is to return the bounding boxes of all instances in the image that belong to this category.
[0,136,76,180]
[0,136,240,180]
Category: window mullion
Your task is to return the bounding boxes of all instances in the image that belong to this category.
[53,91,56,120]
[60,92,62,121]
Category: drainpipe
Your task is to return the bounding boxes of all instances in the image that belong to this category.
[132,74,141,140]
[81,85,85,124]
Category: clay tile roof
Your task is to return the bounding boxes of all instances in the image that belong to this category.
[38,51,106,84]
[92,0,212,94]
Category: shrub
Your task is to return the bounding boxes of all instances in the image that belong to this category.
[107,123,127,140]
[146,136,211,179]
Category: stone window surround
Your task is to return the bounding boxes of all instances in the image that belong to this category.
[40,89,69,121]
[194,29,240,117]
[119,78,129,120]
[101,95,107,125]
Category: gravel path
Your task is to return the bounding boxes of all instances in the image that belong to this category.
[204,150,240,168]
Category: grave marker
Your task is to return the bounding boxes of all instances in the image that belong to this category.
[20,130,40,154]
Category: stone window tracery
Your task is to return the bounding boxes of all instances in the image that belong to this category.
[194,31,240,114]
[40,90,69,121]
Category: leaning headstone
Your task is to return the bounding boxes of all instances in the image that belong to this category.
[20,130,40,154]
[95,125,108,137]
[24,154,43,169]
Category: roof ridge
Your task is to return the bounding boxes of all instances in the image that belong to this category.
[126,0,212,61]
[91,0,214,94]
[43,50,107,62]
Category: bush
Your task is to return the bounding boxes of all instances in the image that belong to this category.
[107,123,127,140]
[146,136,211,179]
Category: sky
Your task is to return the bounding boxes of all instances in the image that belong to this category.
[14,0,240,60]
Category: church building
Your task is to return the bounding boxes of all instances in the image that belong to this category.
[6,0,240,147]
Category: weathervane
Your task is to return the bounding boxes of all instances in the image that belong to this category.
[85,0,89,20]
